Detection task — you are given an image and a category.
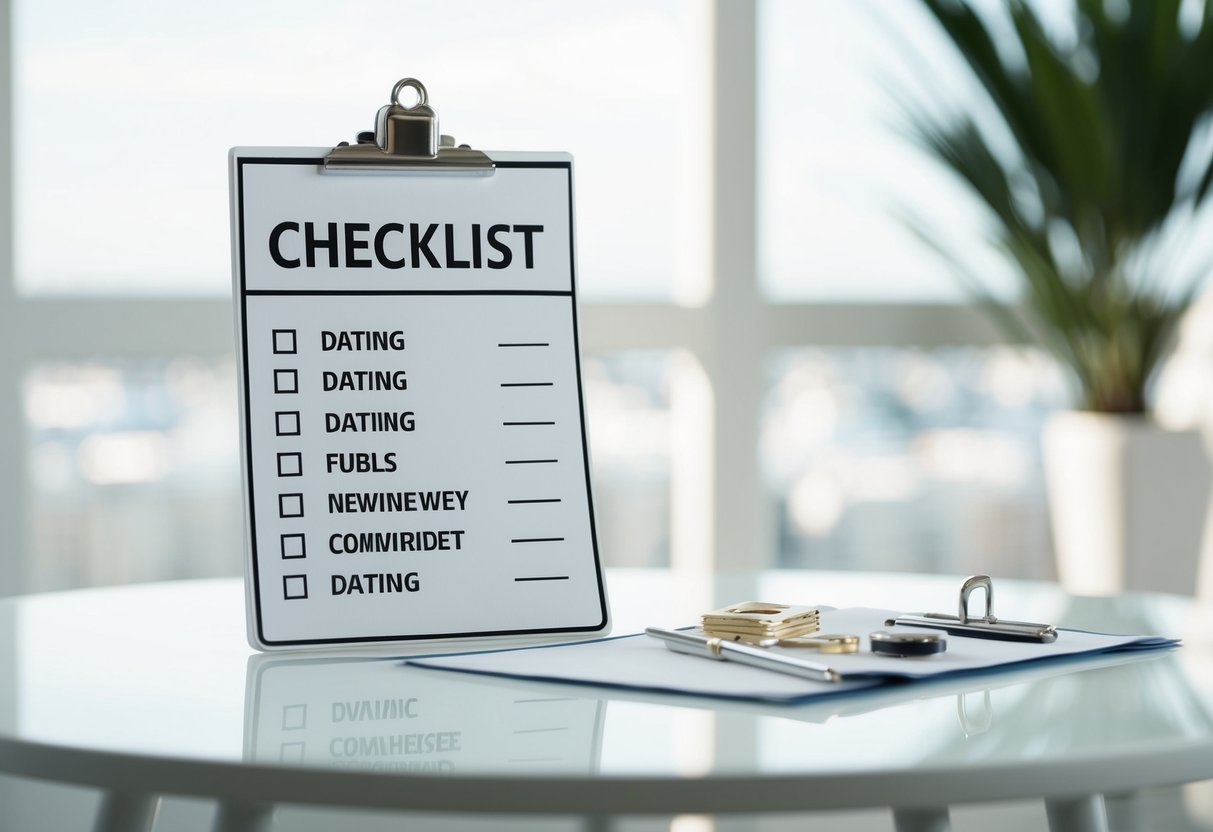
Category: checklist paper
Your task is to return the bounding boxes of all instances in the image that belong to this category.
[231,149,608,649]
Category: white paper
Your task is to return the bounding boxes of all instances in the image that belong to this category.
[230,148,608,649]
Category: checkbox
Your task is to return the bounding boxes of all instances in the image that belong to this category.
[278,493,304,518]
[279,741,306,762]
[274,369,299,394]
[277,452,303,477]
[283,574,308,600]
[280,533,306,559]
[272,329,298,355]
[275,411,301,436]
[282,703,307,730]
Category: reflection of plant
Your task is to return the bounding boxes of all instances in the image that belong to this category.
[901,0,1213,413]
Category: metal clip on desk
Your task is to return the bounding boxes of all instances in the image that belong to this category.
[324,77,495,173]
[887,575,1058,643]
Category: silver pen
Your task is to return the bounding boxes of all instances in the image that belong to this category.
[645,627,841,683]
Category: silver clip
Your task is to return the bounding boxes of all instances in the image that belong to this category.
[957,690,993,736]
[324,78,495,173]
[886,574,1058,643]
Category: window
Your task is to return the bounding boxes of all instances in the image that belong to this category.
[758,0,1019,302]
[2,1,1055,597]
[13,0,709,301]
[2,0,711,593]
[763,346,1065,578]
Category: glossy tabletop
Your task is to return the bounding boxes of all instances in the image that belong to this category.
[1,570,1212,816]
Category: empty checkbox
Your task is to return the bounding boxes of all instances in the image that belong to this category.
[274,369,299,394]
[275,411,301,436]
[280,533,306,559]
[279,493,304,518]
[283,574,308,600]
[279,741,306,762]
[272,329,298,355]
[277,452,303,477]
[282,703,307,730]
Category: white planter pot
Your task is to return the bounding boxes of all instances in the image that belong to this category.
[1042,411,1212,595]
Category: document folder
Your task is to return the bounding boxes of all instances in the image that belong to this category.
[406,607,1178,704]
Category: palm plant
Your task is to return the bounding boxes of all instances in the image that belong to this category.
[903,0,1213,413]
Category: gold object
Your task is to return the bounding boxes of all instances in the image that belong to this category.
[701,601,820,641]
[758,634,861,654]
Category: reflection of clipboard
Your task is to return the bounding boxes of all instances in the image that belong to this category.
[230,79,609,650]
[243,654,606,775]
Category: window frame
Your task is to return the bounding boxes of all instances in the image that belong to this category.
[0,0,1004,596]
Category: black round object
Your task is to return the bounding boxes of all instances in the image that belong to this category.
[869,629,947,657]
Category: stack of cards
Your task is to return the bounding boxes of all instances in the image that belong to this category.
[700,601,820,643]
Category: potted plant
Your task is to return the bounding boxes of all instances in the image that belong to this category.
[901,0,1213,593]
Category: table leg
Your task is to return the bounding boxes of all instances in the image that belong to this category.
[1045,794,1108,832]
[1103,791,1142,830]
[892,807,951,832]
[92,792,160,832]
[580,816,614,832]
[212,802,273,832]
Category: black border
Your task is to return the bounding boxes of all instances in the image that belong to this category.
[237,155,608,647]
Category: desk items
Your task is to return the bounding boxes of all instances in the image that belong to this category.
[699,603,860,651]
[646,627,841,683]
[887,575,1058,643]
[700,602,820,642]
[229,77,608,650]
[760,634,861,652]
[869,630,947,657]
[408,575,1179,704]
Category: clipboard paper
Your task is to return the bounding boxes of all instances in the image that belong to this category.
[405,607,1178,704]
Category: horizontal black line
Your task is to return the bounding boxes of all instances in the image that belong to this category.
[245,289,572,297]
[508,498,563,504]
[511,537,565,544]
[515,576,569,582]
[501,382,554,388]
[240,158,569,171]
[513,697,576,704]
[498,342,550,348]
[513,726,570,734]
[237,157,325,166]
[505,459,557,465]
[503,421,555,426]
[494,160,571,169]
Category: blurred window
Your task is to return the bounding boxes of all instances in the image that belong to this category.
[13,0,710,302]
[1,1,1067,595]
[22,352,674,592]
[763,347,1066,578]
[758,0,1018,302]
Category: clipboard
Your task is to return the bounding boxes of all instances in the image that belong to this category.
[407,606,1178,704]
[230,79,610,651]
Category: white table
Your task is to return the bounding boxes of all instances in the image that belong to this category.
[1,570,1211,832]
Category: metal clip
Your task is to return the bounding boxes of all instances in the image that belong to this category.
[957,690,993,736]
[324,78,495,173]
[886,575,1058,643]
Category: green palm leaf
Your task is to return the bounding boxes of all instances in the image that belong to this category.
[903,0,1213,413]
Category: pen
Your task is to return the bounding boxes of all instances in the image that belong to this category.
[645,627,841,683]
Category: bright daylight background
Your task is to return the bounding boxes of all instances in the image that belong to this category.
[7,2,1213,831]
[9,0,1195,598]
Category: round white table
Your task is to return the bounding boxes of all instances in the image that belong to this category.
[1,570,1211,832]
